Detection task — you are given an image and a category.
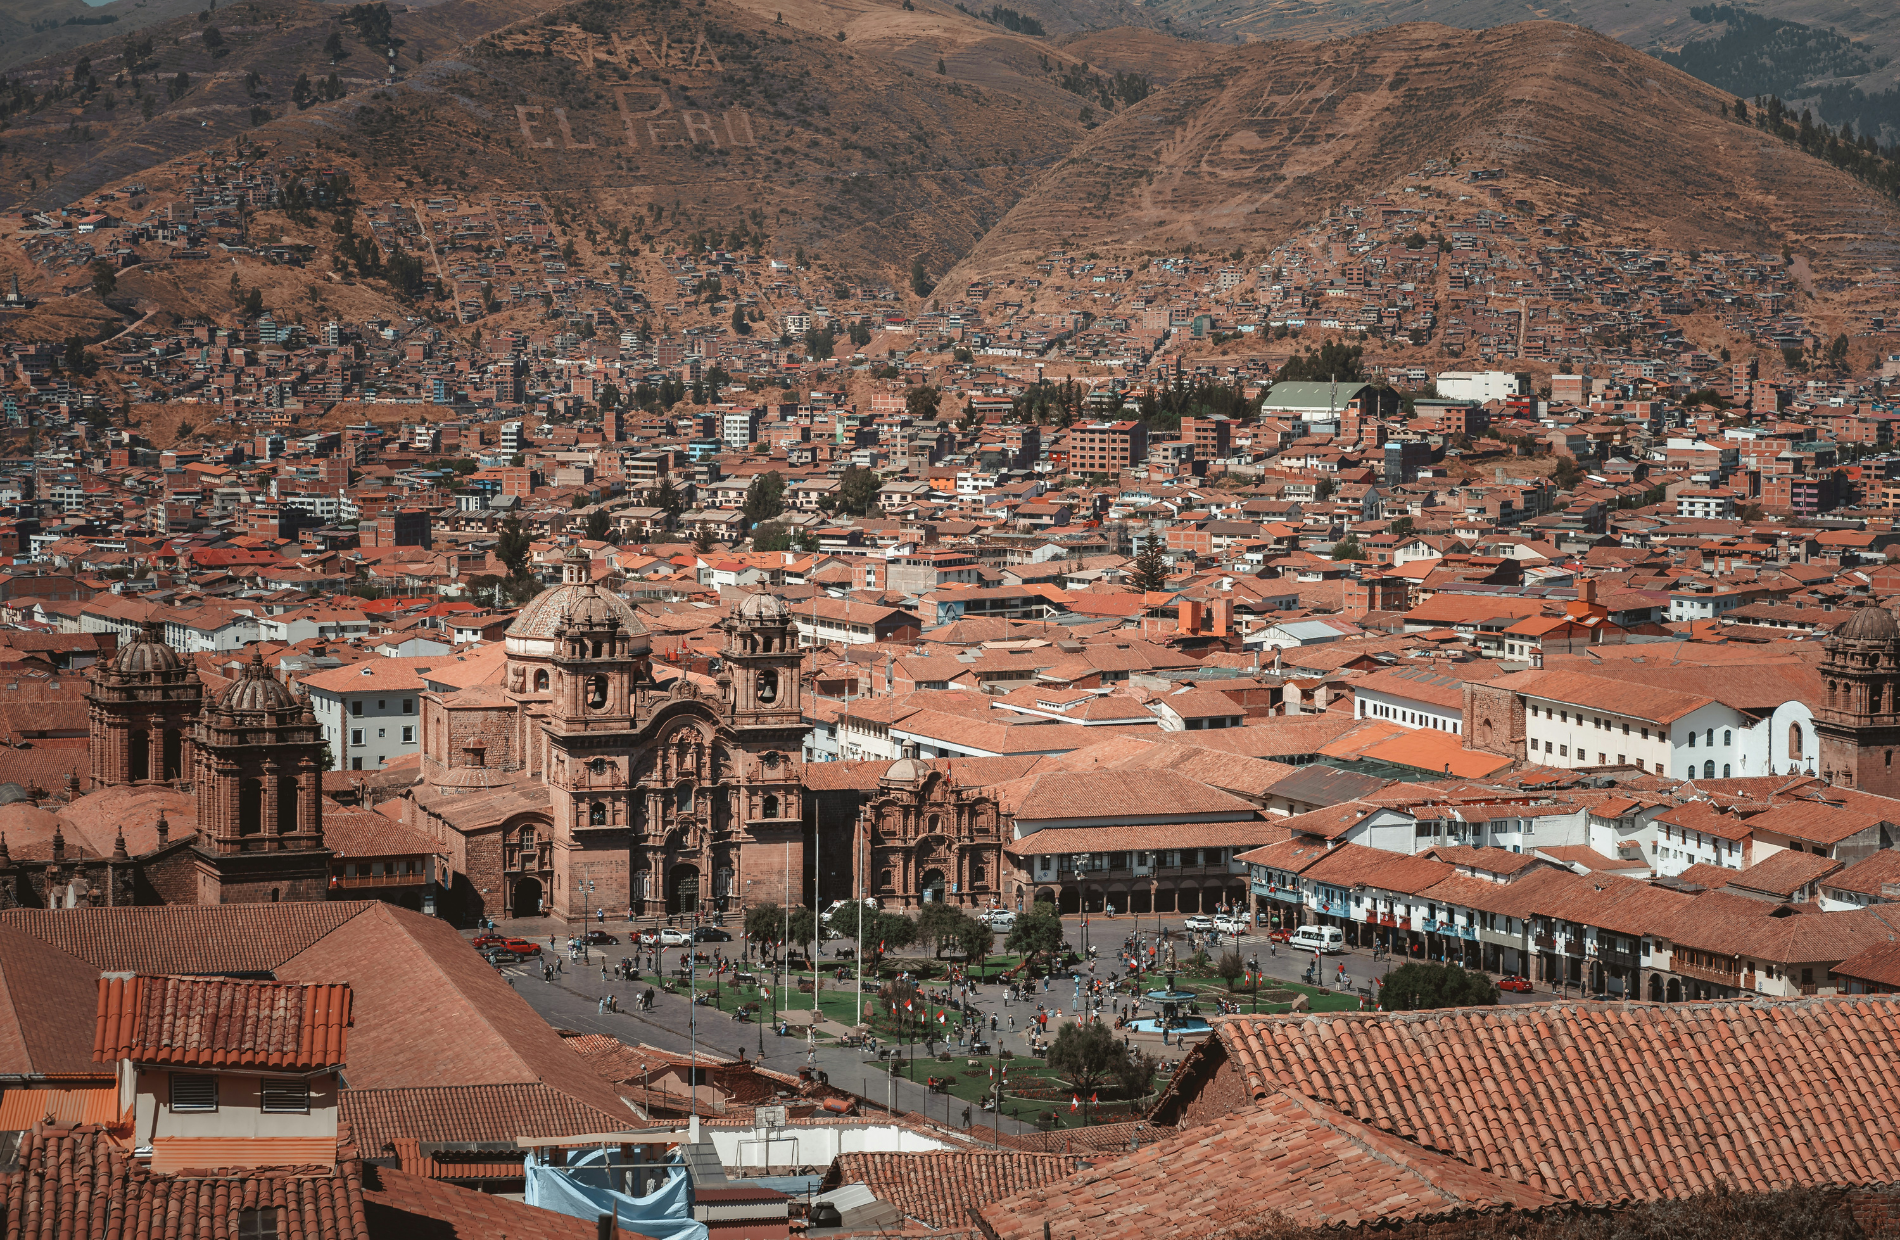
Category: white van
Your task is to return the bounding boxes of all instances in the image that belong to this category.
[982,909,1017,931]
[1288,925,1346,954]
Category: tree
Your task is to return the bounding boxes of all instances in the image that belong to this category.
[1045,1020,1133,1098]
[786,906,819,951]
[917,902,966,958]
[1388,515,1415,537]
[646,479,685,521]
[1330,533,1366,561]
[1274,339,1364,383]
[1551,455,1585,490]
[745,902,785,956]
[1217,950,1244,990]
[743,471,786,524]
[1127,543,1170,593]
[1379,963,1497,1011]
[1314,476,1336,501]
[910,255,932,297]
[202,25,225,53]
[495,517,532,577]
[905,384,941,420]
[836,465,880,516]
[803,326,836,360]
[953,915,994,973]
[693,525,717,554]
[1005,909,1065,970]
[753,522,793,552]
[731,305,750,336]
[90,259,116,298]
[583,509,612,542]
[323,30,344,59]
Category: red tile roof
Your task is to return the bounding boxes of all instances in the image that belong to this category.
[1210,996,1900,1203]
[0,903,367,976]
[361,1163,651,1240]
[981,1089,1555,1240]
[93,976,351,1071]
[1,1123,370,1240]
[339,1085,630,1158]
[827,1152,1089,1229]
[0,926,107,1078]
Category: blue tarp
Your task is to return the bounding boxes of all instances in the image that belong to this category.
[523,1149,709,1240]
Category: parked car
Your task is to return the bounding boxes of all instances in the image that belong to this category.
[482,949,526,966]
[981,909,1016,931]
[1182,915,1215,931]
[578,930,619,946]
[640,927,693,947]
[471,933,508,950]
[693,927,733,942]
[1288,925,1346,954]
[1497,975,1535,993]
[1212,915,1244,935]
[494,937,540,956]
[1266,928,1292,944]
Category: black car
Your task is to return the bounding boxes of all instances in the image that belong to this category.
[483,949,526,965]
[692,927,733,942]
[579,930,620,945]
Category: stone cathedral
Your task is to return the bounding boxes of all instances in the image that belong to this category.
[408,544,810,924]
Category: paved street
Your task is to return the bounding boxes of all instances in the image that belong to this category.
[475,909,1551,1142]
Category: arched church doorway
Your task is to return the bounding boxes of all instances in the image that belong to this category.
[920,869,946,904]
[514,876,543,917]
[668,865,701,915]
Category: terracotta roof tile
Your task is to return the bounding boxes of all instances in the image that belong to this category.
[828,1152,1089,1229]
[1,1123,370,1240]
[981,1089,1554,1240]
[0,926,105,1078]
[340,1084,631,1156]
[1211,995,1900,1204]
[93,976,352,1071]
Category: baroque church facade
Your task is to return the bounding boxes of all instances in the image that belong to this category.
[406,546,811,924]
[0,622,330,910]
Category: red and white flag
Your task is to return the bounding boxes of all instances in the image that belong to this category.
[1069,1095,1080,1112]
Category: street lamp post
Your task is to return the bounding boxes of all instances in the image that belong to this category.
[1072,854,1090,958]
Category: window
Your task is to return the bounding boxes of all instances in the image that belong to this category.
[1687,731,1696,748]
[589,801,607,825]
[170,1074,217,1112]
[1559,745,1568,757]
[237,1208,279,1240]
[403,699,415,714]
[350,729,364,746]
[377,728,385,739]
[1723,730,1732,746]
[588,675,608,709]
[350,701,363,717]
[1642,728,1650,740]
[534,669,550,692]
[351,757,363,771]
[1706,728,1714,747]
[1704,761,1715,779]
[402,726,414,743]
[1622,723,1630,735]
[1723,764,1732,778]
[261,1079,309,1113]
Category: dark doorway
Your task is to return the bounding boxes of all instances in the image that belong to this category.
[162,729,184,781]
[239,778,263,837]
[920,869,946,904]
[668,865,701,915]
[514,876,544,916]
[129,731,150,783]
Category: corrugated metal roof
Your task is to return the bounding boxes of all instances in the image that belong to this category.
[0,1086,124,1131]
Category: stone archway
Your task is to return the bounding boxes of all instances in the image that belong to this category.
[1649,974,1664,1002]
[1057,887,1080,915]
[1033,886,1057,910]
[668,864,701,916]
[1666,976,1683,1003]
[514,876,544,917]
[920,868,947,904]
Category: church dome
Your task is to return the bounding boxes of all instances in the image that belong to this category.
[219,651,301,715]
[733,592,791,624]
[112,621,185,676]
[510,584,649,642]
[1834,604,1900,645]
[881,756,930,789]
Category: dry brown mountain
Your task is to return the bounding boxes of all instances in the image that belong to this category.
[945,20,1900,293]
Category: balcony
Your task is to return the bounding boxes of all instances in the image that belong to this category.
[331,871,425,889]
[1533,932,1556,951]
[1599,948,1639,971]
[1378,913,1399,928]
[1563,938,1585,958]
[1673,958,1742,989]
